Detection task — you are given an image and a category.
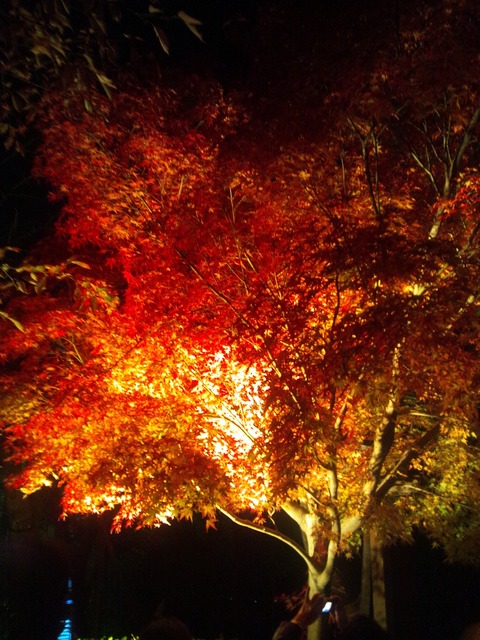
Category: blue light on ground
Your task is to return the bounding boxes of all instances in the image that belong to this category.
[57,618,73,640]
[57,579,74,640]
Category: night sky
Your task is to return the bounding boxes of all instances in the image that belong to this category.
[2,1,480,639]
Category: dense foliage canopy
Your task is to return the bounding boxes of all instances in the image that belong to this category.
[1,0,480,601]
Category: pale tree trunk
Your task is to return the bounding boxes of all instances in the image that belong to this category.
[308,568,322,640]
[282,502,336,640]
[305,561,335,640]
[360,529,388,631]
[218,482,346,640]
[360,530,372,616]
[217,503,332,640]
[370,529,387,631]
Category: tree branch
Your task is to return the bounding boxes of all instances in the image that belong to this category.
[452,106,480,177]
[375,421,441,500]
[173,246,307,416]
[364,398,397,498]
[216,505,321,578]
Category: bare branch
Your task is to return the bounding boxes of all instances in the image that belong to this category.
[217,505,322,578]
[376,422,441,500]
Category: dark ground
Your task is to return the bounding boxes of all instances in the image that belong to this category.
[1,501,480,640]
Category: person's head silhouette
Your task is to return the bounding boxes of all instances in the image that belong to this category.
[139,616,193,640]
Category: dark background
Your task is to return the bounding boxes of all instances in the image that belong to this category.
[1,490,480,640]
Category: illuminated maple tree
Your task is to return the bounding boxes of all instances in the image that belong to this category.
[2,2,480,635]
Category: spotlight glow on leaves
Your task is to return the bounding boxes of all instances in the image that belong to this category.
[2,3,480,594]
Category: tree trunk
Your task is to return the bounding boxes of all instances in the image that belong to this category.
[360,530,372,616]
[308,568,322,640]
[371,529,387,631]
[218,505,334,640]
[360,529,388,630]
